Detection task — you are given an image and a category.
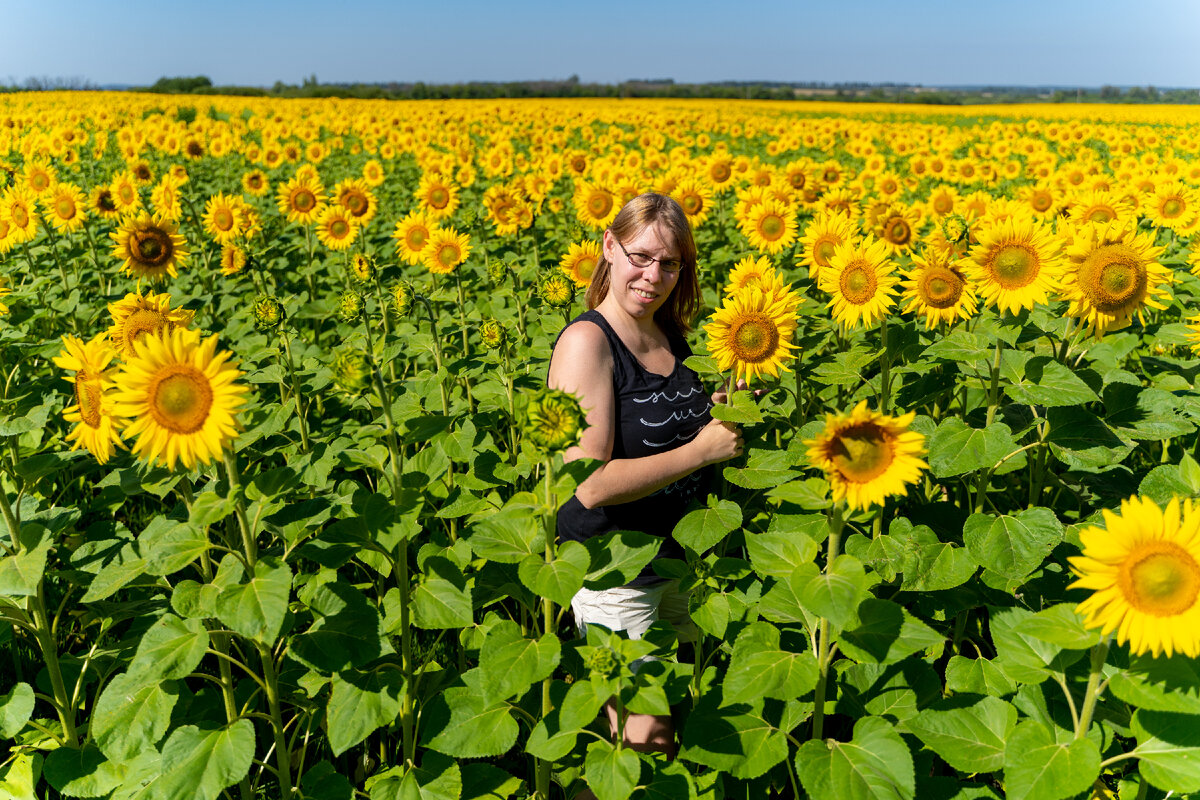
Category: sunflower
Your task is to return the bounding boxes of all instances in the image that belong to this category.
[539,272,576,309]
[704,287,799,384]
[252,296,285,331]
[1070,495,1200,658]
[0,282,10,313]
[707,154,736,190]
[219,244,248,277]
[798,212,856,282]
[348,252,375,283]
[965,215,1064,315]
[1020,183,1059,217]
[869,201,924,255]
[817,187,860,222]
[1,186,40,244]
[1060,220,1170,336]
[1144,181,1198,232]
[574,182,619,230]
[804,401,928,511]
[1067,190,1134,226]
[314,205,359,251]
[559,239,601,287]
[89,186,122,220]
[333,178,377,226]
[740,198,798,255]
[111,328,246,471]
[523,388,585,454]
[53,334,125,464]
[821,237,900,329]
[242,169,270,196]
[900,253,978,329]
[415,173,460,220]
[128,159,154,186]
[107,290,195,359]
[361,159,385,187]
[109,171,142,214]
[202,193,243,246]
[23,161,56,196]
[149,177,183,223]
[392,212,437,266]
[110,214,189,283]
[926,185,960,218]
[276,175,326,224]
[422,227,471,274]
[672,178,713,226]
[480,318,507,350]
[42,183,88,233]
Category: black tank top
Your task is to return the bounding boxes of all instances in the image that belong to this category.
[554,309,713,586]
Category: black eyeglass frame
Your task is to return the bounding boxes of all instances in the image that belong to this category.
[616,240,683,273]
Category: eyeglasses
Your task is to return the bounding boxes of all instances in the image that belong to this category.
[617,240,683,273]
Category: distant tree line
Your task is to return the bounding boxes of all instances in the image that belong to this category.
[3,74,1197,104]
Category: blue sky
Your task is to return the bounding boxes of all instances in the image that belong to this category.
[2,0,1197,88]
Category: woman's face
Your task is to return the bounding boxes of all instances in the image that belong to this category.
[602,221,681,321]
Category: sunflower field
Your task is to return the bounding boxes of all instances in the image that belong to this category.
[2,92,1200,800]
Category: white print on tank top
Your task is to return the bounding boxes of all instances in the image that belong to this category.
[630,385,711,449]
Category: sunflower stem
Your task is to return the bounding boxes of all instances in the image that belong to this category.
[535,456,559,800]
[28,582,78,747]
[811,502,845,742]
[985,336,1002,427]
[1074,635,1111,740]
[221,448,257,567]
[280,330,310,453]
[878,315,891,414]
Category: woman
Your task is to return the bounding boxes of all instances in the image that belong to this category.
[547,193,744,758]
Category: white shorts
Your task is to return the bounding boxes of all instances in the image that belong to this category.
[571,580,698,647]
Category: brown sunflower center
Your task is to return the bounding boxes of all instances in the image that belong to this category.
[815,239,838,268]
[828,422,895,483]
[96,191,118,213]
[990,243,1039,288]
[121,309,168,352]
[789,172,806,190]
[213,208,235,231]
[758,214,784,240]
[1083,205,1116,223]
[292,189,316,213]
[575,257,596,281]
[344,192,368,215]
[131,227,174,267]
[437,244,459,266]
[840,263,878,305]
[920,267,965,309]
[729,315,780,363]
[1118,542,1200,617]
[429,187,450,208]
[1031,192,1053,212]
[884,218,912,246]
[55,197,77,219]
[934,196,954,214]
[587,192,613,218]
[682,194,703,215]
[31,172,50,192]
[10,205,29,227]
[1161,198,1184,219]
[1079,243,1146,313]
[148,365,213,434]
[75,373,103,428]
[406,228,428,251]
[330,219,351,239]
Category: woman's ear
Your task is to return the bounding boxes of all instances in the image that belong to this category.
[602,228,616,262]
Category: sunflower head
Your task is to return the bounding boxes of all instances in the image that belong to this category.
[348,253,376,284]
[804,401,928,510]
[480,319,507,350]
[941,214,970,244]
[539,272,575,310]
[1069,495,1200,658]
[337,291,364,323]
[704,286,799,384]
[331,348,370,394]
[252,296,285,331]
[392,282,415,317]
[523,388,585,454]
[488,257,511,285]
[107,291,195,360]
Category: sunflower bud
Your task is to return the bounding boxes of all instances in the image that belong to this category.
[586,647,619,677]
[538,272,575,309]
[391,281,415,317]
[252,295,285,331]
[480,318,507,350]
[941,214,970,244]
[338,290,364,322]
[523,388,584,454]
[487,258,510,285]
[348,252,375,283]
[331,348,369,393]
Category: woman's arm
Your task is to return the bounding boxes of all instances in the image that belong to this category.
[548,322,742,509]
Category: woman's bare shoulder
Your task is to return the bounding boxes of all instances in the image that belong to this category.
[550,319,613,388]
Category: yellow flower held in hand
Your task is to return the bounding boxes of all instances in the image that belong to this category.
[704,287,798,384]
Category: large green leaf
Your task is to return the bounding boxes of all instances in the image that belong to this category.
[1002,719,1100,800]
[43,744,126,798]
[460,762,523,800]
[91,672,178,763]
[128,614,209,680]
[907,696,1017,774]
[837,659,940,723]
[412,556,474,629]
[927,418,1022,479]
[0,523,51,596]
[584,529,661,590]
[1131,710,1200,794]
[1045,407,1131,472]
[0,682,34,738]
[744,528,818,579]
[679,691,789,779]
[153,720,255,800]
[0,752,40,800]
[81,542,147,603]
[584,740,641,800]
[709,390,764,425]
[214,555,292,644]
[990,606,1083,683]
[962,508,1062,581]
[517,541,588,608]
[636,759,697,800]
[1004,357,1099,407]
[794,716,915,800]
[723,622,819,704]
[798,555,867,630]
[839,599,945,665]
[1019,604,1101,650]
[1109,652,1200,714]
[890,519,977,592]
[466,500,545,563]
[326,666,406,756]
[672,497,742,553]
[723,448,796,489]
[139,518,209,576]
[422,670,519,758]
[366,752,462,800]
[290,580,384,672]
[1105,384,1194,441]
[477,619,561,703]
[944,656,1017,697]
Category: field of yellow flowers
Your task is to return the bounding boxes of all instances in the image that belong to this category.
[2,92,1200,800]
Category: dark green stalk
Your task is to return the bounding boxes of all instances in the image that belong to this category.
[279,331,310,453]
[535,456,559,800]
[811,503,845,742]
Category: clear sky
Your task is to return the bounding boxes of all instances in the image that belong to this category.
[2,0,1197,89]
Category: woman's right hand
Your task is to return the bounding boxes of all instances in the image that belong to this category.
[692,417,744,466]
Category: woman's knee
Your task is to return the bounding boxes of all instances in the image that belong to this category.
[622,713,675,754]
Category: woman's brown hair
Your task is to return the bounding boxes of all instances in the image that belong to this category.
[584,193,700,339]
